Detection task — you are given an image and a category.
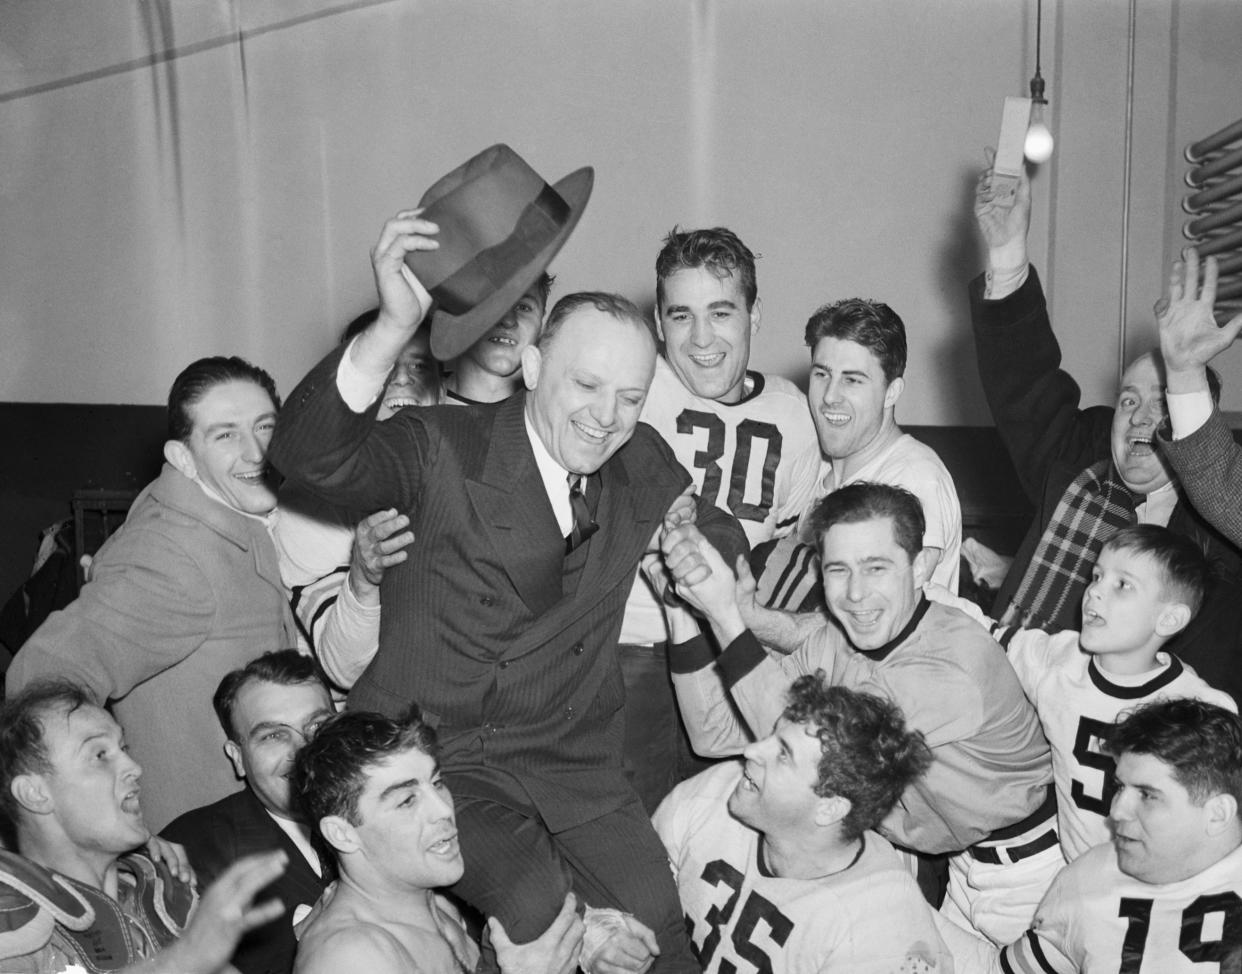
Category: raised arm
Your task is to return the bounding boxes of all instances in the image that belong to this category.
[268,212,441,513]
[969,164,1111,500]
[1156,248,1242,548]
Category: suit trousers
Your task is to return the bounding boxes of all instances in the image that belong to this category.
[450,794,698,974]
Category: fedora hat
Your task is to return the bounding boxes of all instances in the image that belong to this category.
[404,144,593,361]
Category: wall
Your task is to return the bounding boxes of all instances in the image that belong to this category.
[2,0,1241,603]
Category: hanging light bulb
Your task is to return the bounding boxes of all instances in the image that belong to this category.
[1025,75,1054,163]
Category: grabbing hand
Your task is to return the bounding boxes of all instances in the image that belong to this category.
[145,835,196,888]
[1156,247,1242,390]
[582,911,659,974]
[370,210,440,334]
[490,893,584,974]
[349,508,415,601]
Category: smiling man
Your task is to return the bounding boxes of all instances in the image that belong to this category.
[269,189,745,974]
[665,482,1057,945]
[163,650,335,974]
[294,709,585,974]
[8,357,300,830]
[653,676,951,974]
[618,227,820,810]
[943,698,1242,973]
[971,162,1242,701]
[0,679,292,974]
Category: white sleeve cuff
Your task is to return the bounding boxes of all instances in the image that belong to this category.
[1168,388,1213,440]
[336,336,390,413]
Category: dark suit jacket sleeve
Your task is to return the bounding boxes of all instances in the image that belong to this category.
[970,266,1114,502]
[1160,407,1242,549]
[162,806,237,891]
[268,343,434,515]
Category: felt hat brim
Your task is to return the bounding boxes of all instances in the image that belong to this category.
[429,166,594,361]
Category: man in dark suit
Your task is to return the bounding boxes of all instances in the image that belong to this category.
[270,180,747,971]
[163,650,334,974]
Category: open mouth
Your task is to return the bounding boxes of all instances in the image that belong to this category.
[384,397,426,411]
[234,469,268,486]
[820,410,850,427]
[428,833,460,857]
[572,420,608,443]
[489,334,518,347]
[1127,434,1155,457]
[688,352,726,368]
[120,789,142,815]
[845,609,882,628]
[738,766,759,793]
[1083,608,1104,627]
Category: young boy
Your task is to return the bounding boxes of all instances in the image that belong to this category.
[989,524,1236,861]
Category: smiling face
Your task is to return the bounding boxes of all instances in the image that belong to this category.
[379,331,441,418]
[347,747,462,890]
[1111,353,1174,494]
[225,679,334,820]
[1110,751,1223,884]
[808,337,902,464]
[728,718,825,836]
[174,379,279,515]
[819,516,930,651]
[1080,546,1186,664]
[657,266,757,403]
[39,704,148,855]
[463,283,547,380]
[522,308,656,476]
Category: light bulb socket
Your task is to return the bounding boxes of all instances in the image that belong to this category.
[1029,72,1047,106]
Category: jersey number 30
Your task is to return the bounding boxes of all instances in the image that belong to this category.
[677,412,782,523]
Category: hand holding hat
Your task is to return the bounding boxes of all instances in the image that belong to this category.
[370,209,441,335]
[401,144,593,360]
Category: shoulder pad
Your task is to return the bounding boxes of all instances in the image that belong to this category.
[120,852,197,938]
[0,849,93,960]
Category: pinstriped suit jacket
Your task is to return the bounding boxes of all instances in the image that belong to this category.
[270,345,747,831]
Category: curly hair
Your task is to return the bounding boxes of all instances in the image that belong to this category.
[782,675,931,841]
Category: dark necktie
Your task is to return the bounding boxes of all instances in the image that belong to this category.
[567,474,598,552]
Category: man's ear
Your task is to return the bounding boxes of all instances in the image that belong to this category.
[11,774,51,817]
[1154,602,1192,638]
[319,815,359,855]
[1204,792,1238,837]
[749,297,762,334]
[814,793,850,829]
[521,346,542,392]
[912,546,936,588]
[653,305,666,344]
[164,439,196,480]
[224,740,246,781]
[883,376,905,410]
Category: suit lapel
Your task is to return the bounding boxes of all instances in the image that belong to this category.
[237,789,324,905]
[465,395,565,616]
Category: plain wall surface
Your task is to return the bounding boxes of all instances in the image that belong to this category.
[6,0,1237,421]
[3,0,1242,608]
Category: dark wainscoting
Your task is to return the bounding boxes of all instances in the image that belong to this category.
[0,401,1044,617]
